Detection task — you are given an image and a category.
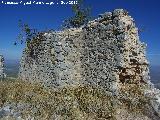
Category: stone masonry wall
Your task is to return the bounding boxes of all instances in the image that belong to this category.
[80,9,150,93]
[0,55,6,79]
[18,9,150,94]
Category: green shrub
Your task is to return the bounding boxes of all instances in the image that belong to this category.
[0,80,116,119]
[62,0,92,29]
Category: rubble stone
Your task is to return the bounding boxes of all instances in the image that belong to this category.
[0,55,6,79]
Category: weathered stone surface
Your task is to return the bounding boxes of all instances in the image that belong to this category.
[19,9,150,92]
[0,55,6,79]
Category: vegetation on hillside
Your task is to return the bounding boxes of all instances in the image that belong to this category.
[0,80,152,119]
[118,83,150,112]
[0,80,116,119]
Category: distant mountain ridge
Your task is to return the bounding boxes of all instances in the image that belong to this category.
[4,59,19,78]
[150,65,160,89]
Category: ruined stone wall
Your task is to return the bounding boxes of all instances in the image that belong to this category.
[0,55,6,79]
[19,9,150,93]
[80,9,150,93]
[19,29,83,88]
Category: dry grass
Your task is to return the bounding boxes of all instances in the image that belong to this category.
[118,83,150,113]
[0,80,152,120]
[0,80,116,120]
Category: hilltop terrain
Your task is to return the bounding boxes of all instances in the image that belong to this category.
[1,9,160,120]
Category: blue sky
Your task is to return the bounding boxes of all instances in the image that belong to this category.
[0,0,160,66]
